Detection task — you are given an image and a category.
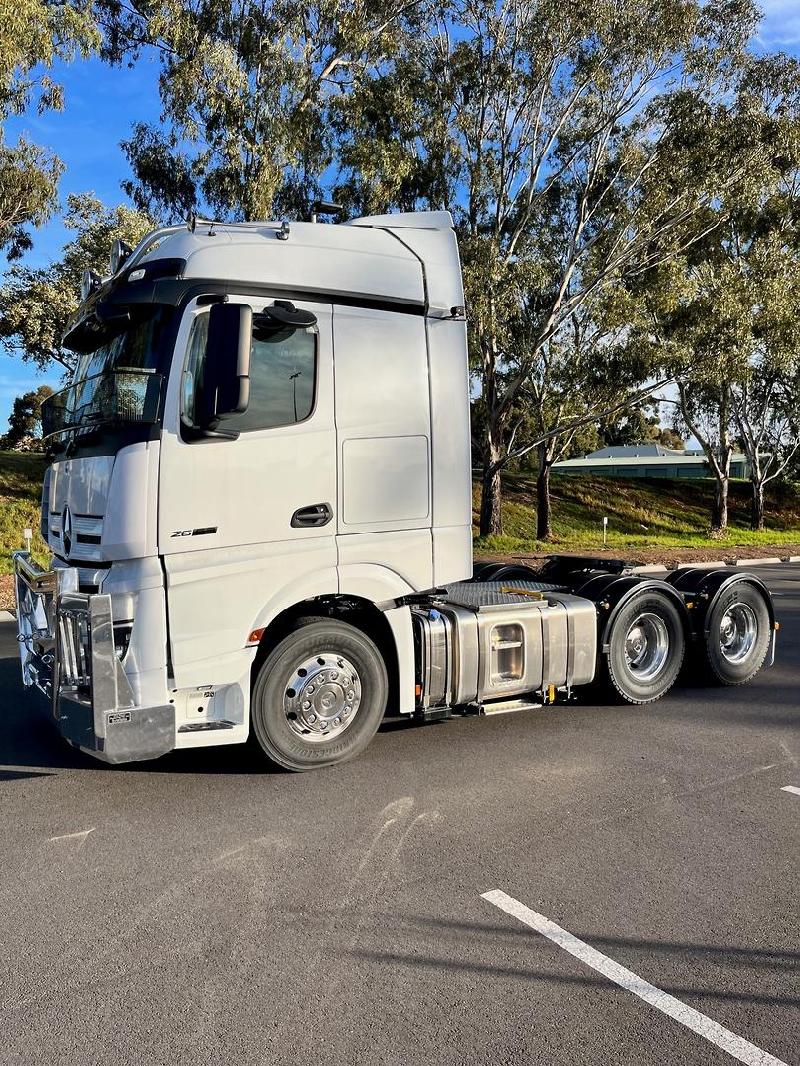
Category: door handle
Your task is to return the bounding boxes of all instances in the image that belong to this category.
[291,503,333,529]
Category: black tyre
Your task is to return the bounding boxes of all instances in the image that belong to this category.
[704,582,771,685]
[250,618,388,771]
[605,591,685,704]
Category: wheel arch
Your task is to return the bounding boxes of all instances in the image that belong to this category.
[666,568,775,638]
[591,576,692,651]
[250,595,404,717]
[245,563,418,718]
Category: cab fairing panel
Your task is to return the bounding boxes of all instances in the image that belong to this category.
[426,317,473,586]
[165,222,425,308]
[385,226,465,316]
[432,526,473,588]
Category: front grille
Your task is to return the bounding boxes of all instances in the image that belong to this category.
[50,512,104,562]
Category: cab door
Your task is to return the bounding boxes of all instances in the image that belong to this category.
[158,296,337,685]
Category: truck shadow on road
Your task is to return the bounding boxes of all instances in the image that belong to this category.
[345,913,800,1009]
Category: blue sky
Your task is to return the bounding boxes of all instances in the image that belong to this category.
[0,52,162,423]
[1,3,798,427]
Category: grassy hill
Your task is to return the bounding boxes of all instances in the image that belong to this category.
[0,451,47,574]
[474,471,800,558]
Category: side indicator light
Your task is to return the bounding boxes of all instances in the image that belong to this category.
[247,628,265,646]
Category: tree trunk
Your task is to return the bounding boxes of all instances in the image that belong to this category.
[479,431,503,536]
[711,474,728,536]
[536,442,552,541]
[750,478,765,531]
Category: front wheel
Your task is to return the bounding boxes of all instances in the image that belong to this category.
[605,592,685,704]
[250,618,388,771]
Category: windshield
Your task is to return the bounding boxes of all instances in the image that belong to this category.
[71,305,174,381]
[43,306,177,437]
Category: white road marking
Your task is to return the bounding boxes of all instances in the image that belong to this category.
[481,890,788,1066]
[49,828,95,844]
[780,785,800,797]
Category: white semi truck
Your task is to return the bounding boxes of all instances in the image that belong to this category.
[13,210,777,770]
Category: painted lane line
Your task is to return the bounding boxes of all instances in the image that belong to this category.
[49,828,95,843]
[481,890,788,1066]
[780,785,800,797]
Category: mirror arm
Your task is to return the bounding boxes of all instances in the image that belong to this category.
[182,422,241,442]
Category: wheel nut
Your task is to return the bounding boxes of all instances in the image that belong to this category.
[342,708,350,717]
[330,671,338,680]
[308,713,317,723]
[307,685,315,693]
[302,700,311,710]
[333,717,340,726]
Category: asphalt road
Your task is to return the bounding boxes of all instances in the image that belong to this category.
[0,566,798,1066]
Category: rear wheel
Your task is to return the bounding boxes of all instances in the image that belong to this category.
[251,618,387,771]
[704,583,771,685]
[605,592,685,704]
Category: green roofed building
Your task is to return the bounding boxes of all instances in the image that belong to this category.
[552,444,750,480]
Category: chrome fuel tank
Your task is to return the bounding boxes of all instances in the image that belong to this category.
[413,581,598,710]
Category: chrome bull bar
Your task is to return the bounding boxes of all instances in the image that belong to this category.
[12,551,173,763]
[13,551,74,699]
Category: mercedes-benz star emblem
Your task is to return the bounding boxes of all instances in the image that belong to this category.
[62,506,73,556]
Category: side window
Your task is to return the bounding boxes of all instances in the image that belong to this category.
[182,311,317,433]
[228,324,316,432]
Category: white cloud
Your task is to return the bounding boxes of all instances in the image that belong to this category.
[757,0,800,48]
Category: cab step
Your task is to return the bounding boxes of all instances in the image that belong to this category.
[476,698,543,716]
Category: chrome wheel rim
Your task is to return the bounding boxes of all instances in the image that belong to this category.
[283,653,362,743]
[718,603,758,664]
[624,612,670,682]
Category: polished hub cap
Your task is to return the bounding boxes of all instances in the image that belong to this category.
[624,612,669,682]
[284,653,361,743]
[718,603,757,664]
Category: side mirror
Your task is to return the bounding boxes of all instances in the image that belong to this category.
[196,302,252,429]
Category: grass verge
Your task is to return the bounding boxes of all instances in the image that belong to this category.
[474,472,800,560]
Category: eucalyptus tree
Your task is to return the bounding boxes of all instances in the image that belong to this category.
[95,0,429,221]
[0,194,153,372]
[649,53,800,533]
[0,0,98,257]
[337,0,763,535]
[733,361,800,531]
